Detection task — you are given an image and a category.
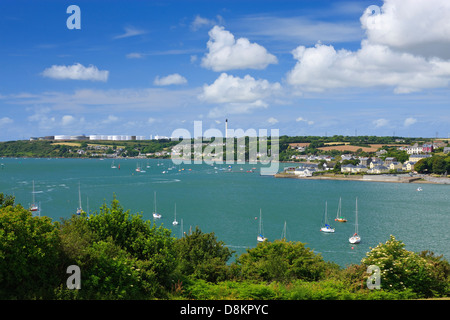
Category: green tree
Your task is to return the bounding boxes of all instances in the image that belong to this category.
[0,203,61,299]
[235,240,327,282]
[58,196,177,299]
[414,158,432,173]
[0,193,15,208]
[361,235,449,297]
[432,156,447,174]
[174,227,233,283]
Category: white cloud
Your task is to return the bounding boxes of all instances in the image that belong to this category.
[267,117,279,125]
[154,73,187,86]
[61,115,76,126]
[373,118,389,128]
[361,0,450,59]
[114,26,147,39]
[296,117,314,125]
[199,73,280,104]
[102,115,119,124]
[286,0,450,94]
[42,63,109,82]
[286,40,450,93]
[191,15,224,31]
[201,26,278,71]
[199,73,281,118]
[0,117,13,126]
[404,117,417,127]
[126,52,145,59]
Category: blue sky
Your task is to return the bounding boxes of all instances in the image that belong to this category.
[0,0,449,141]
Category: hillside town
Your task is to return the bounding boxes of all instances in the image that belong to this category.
[281,140,450,178]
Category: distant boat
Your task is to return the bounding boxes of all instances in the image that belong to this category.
[152,191,162,219]
[280,220,288,241]
[136,163,141,172]
[76,182,83,215]
[417,187,423,191]
[111,160,117,169]
[320,201,335,233]
[257,209,267,242]
[172,203,179,225]
[334,197,347,222]
[349,198,361,244]
[29,180,39,213]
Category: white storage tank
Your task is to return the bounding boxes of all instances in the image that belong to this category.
[54,135,71,140]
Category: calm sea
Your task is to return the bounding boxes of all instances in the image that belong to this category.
[0,157,449,267]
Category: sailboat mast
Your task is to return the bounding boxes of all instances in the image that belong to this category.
[355,197,358,234]
[78,182,82,210]
[32,180,36,204]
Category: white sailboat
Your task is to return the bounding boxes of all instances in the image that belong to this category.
[76,182,83,215]
[111,160,117,169]
[349,198,361,244]
[320,201,335,233]
[257,209,267,242]
[29,180,39,213]
[172,203,179,225]
[334,197,347,222]
[280,220,288,241]
[152,191,162,219]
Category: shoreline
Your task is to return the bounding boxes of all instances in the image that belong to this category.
[274,173,450,185]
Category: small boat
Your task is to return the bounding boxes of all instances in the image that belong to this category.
[257,209,267,242]
[29,180,39,213]
[334,197,347,222]
[152,191,162,219]
[76,182,83,215]
[417,187,423,191]
[111,160,117,169]
[349,198,361,244]
[280,220,288,241]
[320,201,335,233]
[172,203,179,225]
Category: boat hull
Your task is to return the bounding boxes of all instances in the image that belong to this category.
[320,227,335,233]
[349,236,361,244]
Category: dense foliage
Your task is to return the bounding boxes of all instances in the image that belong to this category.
[0,193,448,300]
[414,155,450,174]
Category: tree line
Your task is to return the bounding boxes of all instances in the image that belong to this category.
[0,193,449,300]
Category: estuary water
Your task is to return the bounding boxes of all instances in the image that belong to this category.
[0,157,449,267]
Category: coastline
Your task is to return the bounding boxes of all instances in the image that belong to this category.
[274,173,450,185]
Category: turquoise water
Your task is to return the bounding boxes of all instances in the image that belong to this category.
[1,157,449,267]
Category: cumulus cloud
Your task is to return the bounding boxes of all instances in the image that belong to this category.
[286,40,450,94]
[201,26,278,71]
[199,73,280,104]
[361,0,450,59]
[42,63,109,82]
[199,73,281,118]
[286,0,450,94]
[61,115,76,126]
[154,73,187,86]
